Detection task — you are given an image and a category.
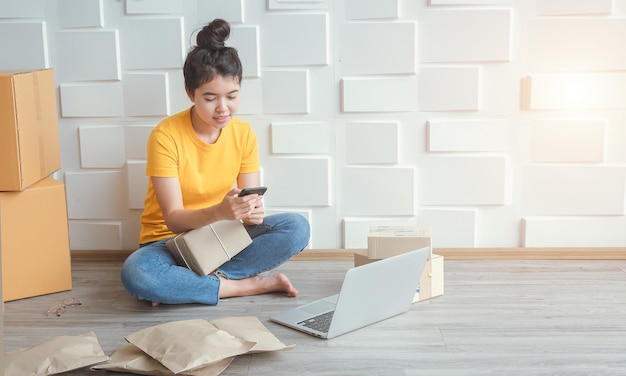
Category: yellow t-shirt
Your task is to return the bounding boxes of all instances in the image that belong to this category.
[139,108,259,243]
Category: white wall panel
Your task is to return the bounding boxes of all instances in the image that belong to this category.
[230,26,260,78]
[262,14,329,66]
[342,166,415,216]
[267,0,329,10]
[419,66,480,112]
[340,22,416,75]
[120,17,185,69]
[68,221,123,250]
[125,125,155,160]
[419,157,509,205]
[0,22,48,70]
[58,0,103,28]
[343,218,418,249]
[239,79,263,115]
[523,217,626,247]
[271,122,331,154]
[167,70,189,114]
[197,0,244,23]
[65,171,126,219]
[263,158,331,207]
[346,122,399,164]
[523,166,626,215]
[522,73,626,110]
[125,0,183,14]
[0,0,45,17]
[57,30,120,82]
[427,119,508,152]
[79,126,126,168]
[430,0,512,3]
[531,119,606,163]
[127,161,148,209]
[528,19,626,72]
[262,70,310,114]
[342,76,418,113]
[417,209,477,248]
[345,0,398,19]
[418,9,512,63]
[60,83,124,117]
[123,72,169,117]
[536,0,613,16]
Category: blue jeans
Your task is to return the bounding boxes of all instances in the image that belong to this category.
[120,213,310,305]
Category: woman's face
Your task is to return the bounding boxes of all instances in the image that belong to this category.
[187,75,240,130]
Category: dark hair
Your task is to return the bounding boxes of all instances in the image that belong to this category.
[183,19,243,93]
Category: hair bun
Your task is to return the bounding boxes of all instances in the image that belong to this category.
[196,18,230,50]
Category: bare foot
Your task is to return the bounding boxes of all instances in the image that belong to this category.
[219,273,298,299]
[151,301,160,307]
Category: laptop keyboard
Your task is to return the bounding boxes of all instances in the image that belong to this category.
[298,311,335,333]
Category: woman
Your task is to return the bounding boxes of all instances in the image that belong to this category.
[121,19,310,306]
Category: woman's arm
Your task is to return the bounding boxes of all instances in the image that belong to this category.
[237,172,265,225]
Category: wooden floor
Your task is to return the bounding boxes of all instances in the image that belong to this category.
[4,258,626,375]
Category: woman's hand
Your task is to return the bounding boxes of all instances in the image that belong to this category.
[217,188,264,223]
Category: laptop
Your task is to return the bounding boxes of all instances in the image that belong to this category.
[270,247,430,339]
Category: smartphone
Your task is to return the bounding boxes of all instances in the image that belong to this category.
[239,186,267,197]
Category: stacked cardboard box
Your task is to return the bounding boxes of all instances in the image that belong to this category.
[354,226,444,303]
[0,69,72,302]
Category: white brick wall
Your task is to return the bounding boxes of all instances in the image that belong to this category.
[2,0,626,250]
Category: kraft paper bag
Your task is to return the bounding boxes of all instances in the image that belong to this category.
[210,316,295,353]
[92,343,234,376]
[125,319,255,374]
[4,331,109,375]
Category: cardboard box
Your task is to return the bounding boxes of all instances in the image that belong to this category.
[166,220,253,275]
[0,178,72,302]
[0,69,61,191]
[367,226,432,259]
[354,249,444,303]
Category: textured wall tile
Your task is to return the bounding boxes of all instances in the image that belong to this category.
[522,73,626,110]
[263,157,331,207]
[0,21,48,69]
[345,0,399,19]
[79,125,126,168]
[58,0,103,28]
[419,156,509,205]
[346,121,399,164]
[271,122,331,154]
[342,166,415,216]
[57,30,119,81]
[127,160,147,209]
[262,70,310,114]
[167,70,189,114]
[419,9,512,63]
[536,0,613,15]
[230,25,260,78]
[340,22,416,75]
[68,221,123,250]
[239,78,263,115]
[198,0,244,22]
[267,0,329,10]
[417,209,476,248]
[523,217,626,247]
[262,14,328,66]
[125,0,183,14]
[531,119,606,163]
[343,218,418,249]
[430,0,512,3]
[419,66,480,111]
[523,166,626,215]
[342,76,418,112]
[427,119,508,152]
[125,125,155,159]
[60,83,124,117]
[528,19,626,72]
[120,17,185,69]
[123,72,169,116]
[65,171,126,219]
[0,0,45,17]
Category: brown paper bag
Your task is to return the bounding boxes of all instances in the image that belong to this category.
[210,316,295,353]
[91,343,234,376]
[125,319,255,374]
[4,331,109,375]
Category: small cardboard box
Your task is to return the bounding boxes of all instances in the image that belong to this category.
[0,69,61,191]
[354,249,444,303]
[1,178,72,301]
[166,220,253,276]
[367,226,432,259]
